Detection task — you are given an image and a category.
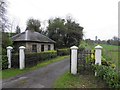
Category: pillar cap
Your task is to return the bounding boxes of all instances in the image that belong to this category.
[7,46,13,49]
[70,46,78,49]
[95,45,103,49]
[19,46,25,49]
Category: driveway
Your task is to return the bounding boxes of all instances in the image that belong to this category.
[2,58,70,88]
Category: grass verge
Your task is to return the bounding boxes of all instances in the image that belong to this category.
[1,55,69,79]
[54,72,107,88]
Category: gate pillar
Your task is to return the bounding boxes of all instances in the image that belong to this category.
[70,46,78,75]
[95,45,103,76]
[7,46,13,68]
[19,46,25,70]
[95,45,103,65]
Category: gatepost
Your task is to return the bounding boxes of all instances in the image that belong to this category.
[7,46,13,68]
[95,45,103,76]
[70,46,78,75]
[19,46,25,69]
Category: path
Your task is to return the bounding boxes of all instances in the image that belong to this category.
[2,58,70,88]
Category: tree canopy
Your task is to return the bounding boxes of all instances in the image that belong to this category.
[47,17,83,48]
[15,25,21,34]
[26,18,41,32]
[0,0,8,32]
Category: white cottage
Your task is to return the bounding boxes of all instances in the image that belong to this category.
[12,30,56,53]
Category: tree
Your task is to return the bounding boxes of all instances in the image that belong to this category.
[26,18,41,32]
[15,25,21,34]
[47,18,66,48]
[65,18,83,47]
[47,17,83,48]
[0,0,13,55]
[0,0,9,32]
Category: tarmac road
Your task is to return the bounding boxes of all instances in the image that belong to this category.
[2,58,70,88]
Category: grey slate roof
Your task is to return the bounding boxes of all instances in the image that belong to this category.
[12,30,56,43]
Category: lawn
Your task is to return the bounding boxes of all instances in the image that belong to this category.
[54,72,107,88]
[0,55,69,79]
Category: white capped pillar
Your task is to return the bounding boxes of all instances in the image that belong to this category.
[19,46,25,69]
[70,46,78,75]
[6,46,13,68]
[95,45,103,65]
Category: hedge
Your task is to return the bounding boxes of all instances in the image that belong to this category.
[11,50,57,68]
[57,48,70,56]
[2,55,8,70]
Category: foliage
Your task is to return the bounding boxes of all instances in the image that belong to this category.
[15,25,21,34]
[107,36,120,46]
[78,41,86,51]
[1,55,8,70]
[94,65,120,88]
[57,48,70,56]
[2,32,13,55]
[47,17,83,48]
[47,18,66,48]
[65,18,83,47]
[0,0,9,32]
[26,18,42,32]
[11,50,57,68]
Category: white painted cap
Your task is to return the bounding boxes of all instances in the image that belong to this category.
[7,46,13,49]
[70,46,78,49]
[19,46,26,49]
[95,45,103,49]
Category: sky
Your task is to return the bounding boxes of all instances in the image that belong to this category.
[7,0,119,40]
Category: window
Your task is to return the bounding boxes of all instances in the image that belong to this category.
[48,45,51,50]
[32,44,37,52]
[41,45,44,51]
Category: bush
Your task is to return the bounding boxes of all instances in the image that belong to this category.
[2,55,8,70]
[57,48,70,56]
[94,65,120,88]
[78,44,85,51]
[11,50,57,68]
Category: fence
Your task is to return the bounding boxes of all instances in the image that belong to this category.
[70,45,103,75]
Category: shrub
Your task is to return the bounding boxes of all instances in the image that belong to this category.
[57,48,70,56]
[11,50,57,68]
[78,44,85,51]
[2,55,8,70]
[94,65,120,88]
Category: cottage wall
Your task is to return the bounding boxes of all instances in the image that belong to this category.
[25,42,54,53]
[50,44,54,50]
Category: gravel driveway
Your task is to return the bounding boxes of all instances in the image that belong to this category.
[2,58,70,88]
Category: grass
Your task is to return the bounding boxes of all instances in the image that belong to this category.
[54,72,107,88]
[100,44,119,72]
[0,55,69,79]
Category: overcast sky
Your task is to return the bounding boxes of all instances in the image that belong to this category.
[7,0,119,40]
